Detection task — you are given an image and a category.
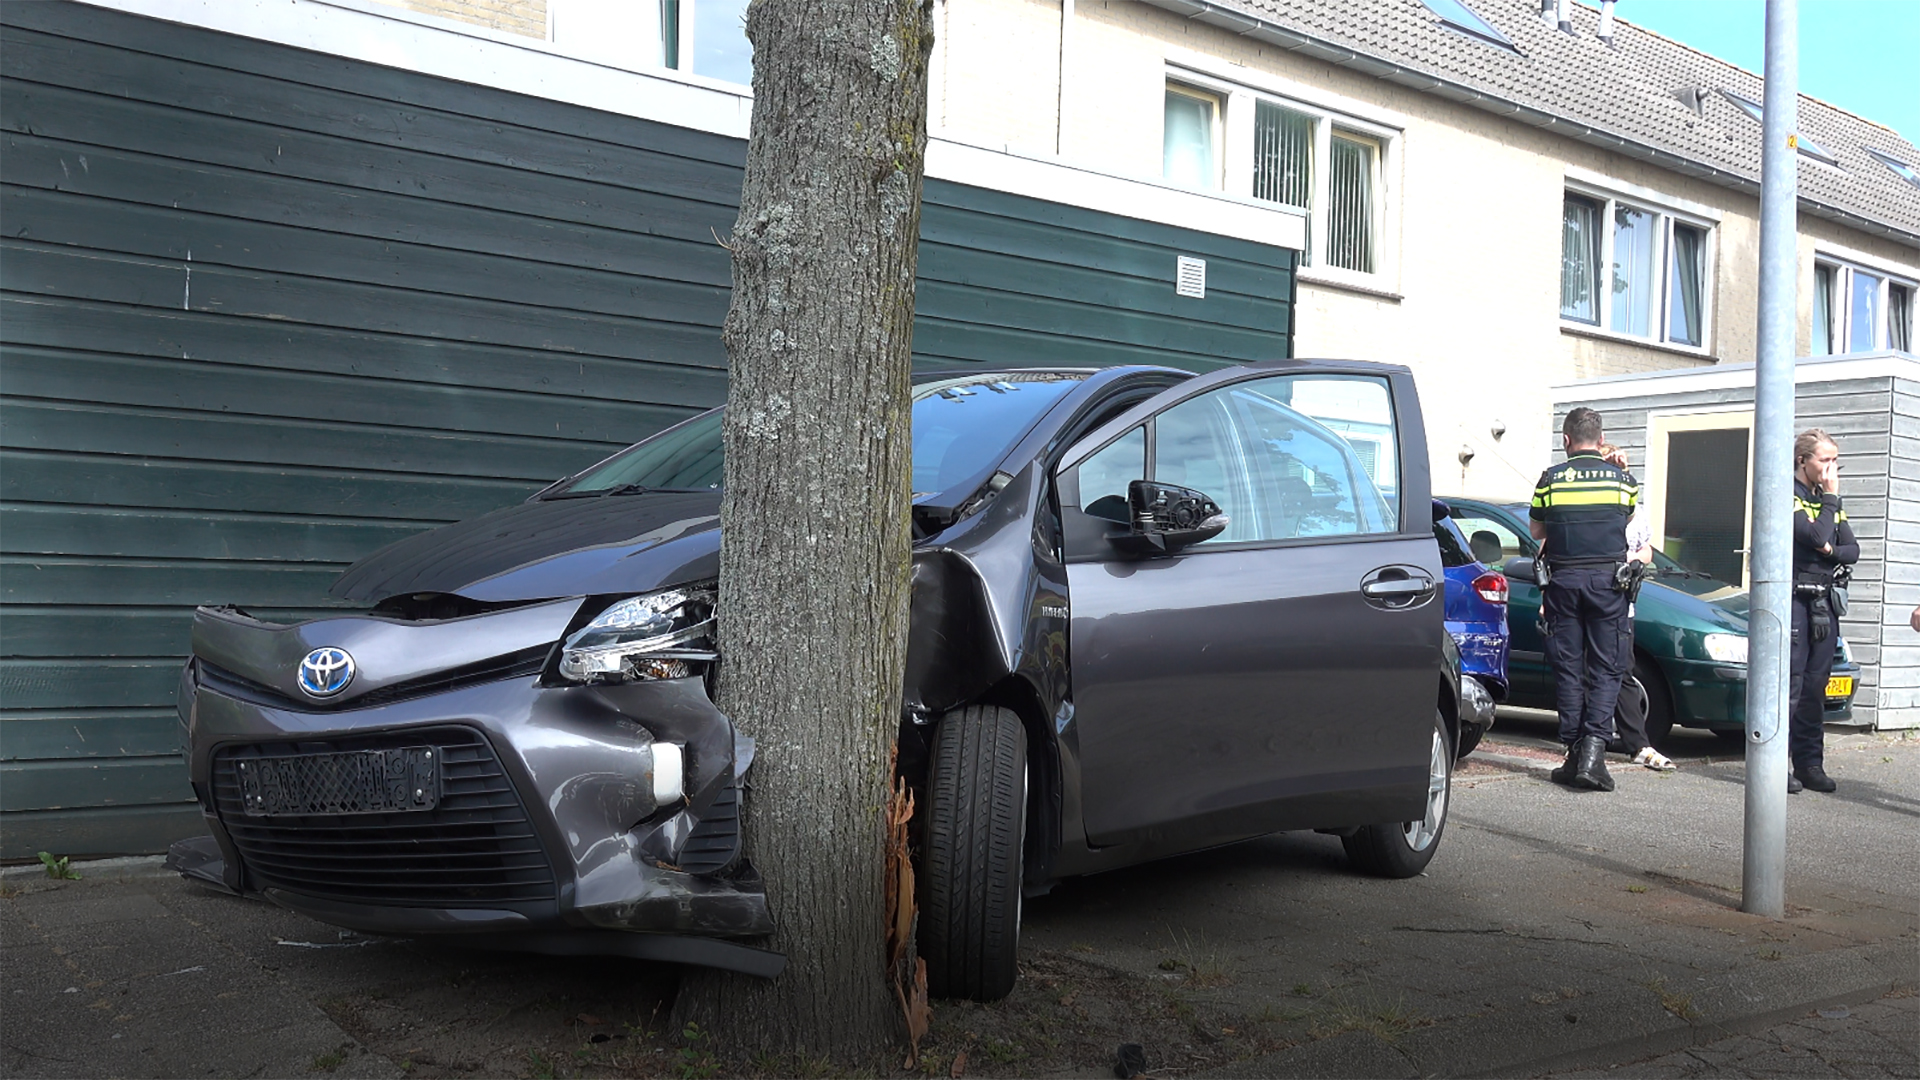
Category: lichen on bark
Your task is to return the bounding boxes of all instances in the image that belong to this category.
[670,0,935,1061]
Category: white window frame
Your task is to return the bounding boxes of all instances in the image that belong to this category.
[1163,63,1402,294]
[1560,178,1718,355]
[1811,251,1918,354]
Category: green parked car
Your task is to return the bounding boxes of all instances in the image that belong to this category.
[1441,499,1859,745]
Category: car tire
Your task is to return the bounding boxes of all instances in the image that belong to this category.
[1343,710,1452,879]
[1634,655,1675,748]
[919,704,1027,1002]
[1455,725,1483,759]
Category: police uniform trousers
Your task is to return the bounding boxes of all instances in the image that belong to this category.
[1788,593,1837,772]
[1543,566,1630,745]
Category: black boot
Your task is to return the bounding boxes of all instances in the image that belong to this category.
[1551,744,1580,786]
[1787,771,1803,794]
[1796,763,1837,793]
[1572,735,1614,792]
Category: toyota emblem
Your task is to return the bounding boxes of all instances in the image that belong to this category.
[297,647,356,698]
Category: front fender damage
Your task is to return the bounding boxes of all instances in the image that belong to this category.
[904,549,1013,717]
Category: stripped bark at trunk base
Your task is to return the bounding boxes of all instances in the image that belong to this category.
[670,0,934,1060]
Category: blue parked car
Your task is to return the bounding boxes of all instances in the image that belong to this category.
[1434,500,1507,758]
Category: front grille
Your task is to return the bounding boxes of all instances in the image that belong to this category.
[213,726,556,907]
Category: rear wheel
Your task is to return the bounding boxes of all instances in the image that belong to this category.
[919,705,1027,1002]
[1634,655,1675,748]
[1344,711,1452,878]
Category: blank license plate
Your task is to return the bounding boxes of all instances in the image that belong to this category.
[237,746,440,817]
[1825,676,1854,699]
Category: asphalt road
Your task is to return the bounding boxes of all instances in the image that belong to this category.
[3,720,1914,1079]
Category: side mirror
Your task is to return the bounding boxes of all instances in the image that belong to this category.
[1111,481,1229,555]
[1502,556,1538,584]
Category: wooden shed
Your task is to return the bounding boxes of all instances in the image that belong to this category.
[1552,350,1920,731]
[0,1,1304,857]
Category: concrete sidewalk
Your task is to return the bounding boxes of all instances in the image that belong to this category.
[2,724,1914,1079]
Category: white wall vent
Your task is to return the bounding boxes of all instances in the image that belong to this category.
[1175,256,1207,299]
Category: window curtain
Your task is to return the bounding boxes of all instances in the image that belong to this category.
[1891,285,1913,353]
[1253,102,1313,263]
[1560,196,1600,323]
[1611,204,1655,336]
[1163,90,1217,190]
[1812,264,1835,355]
[1327,135,1375,273]
[1253,103,1313,206]
[1851,270,1883,352]
[1667,224,1704,346]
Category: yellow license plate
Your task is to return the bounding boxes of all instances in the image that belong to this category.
[1826,675,1854,698]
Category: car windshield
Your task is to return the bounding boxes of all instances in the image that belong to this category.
[553,372,1085,497]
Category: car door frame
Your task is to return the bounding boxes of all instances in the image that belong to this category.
[1045,358,1444,877]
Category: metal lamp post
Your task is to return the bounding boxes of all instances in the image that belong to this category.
[1743,0,1798,918]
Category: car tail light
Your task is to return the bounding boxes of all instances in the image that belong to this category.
[1473,572,1508,604]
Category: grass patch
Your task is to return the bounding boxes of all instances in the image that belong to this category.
[1646,976,1702,1021]
[1162,928,1232,987]
[1307,991,1429,1042]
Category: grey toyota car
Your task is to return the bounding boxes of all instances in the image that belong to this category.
[170,358,1462,1001]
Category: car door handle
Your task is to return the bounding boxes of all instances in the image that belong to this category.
[1360,567,1436,610]
[1362,578,1431,598]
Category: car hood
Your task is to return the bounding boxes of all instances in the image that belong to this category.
[331,492,723,603]
[1638,578,1748,634]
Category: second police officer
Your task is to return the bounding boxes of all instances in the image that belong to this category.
[1531,408,1640,792]
[1788,429,1857,794]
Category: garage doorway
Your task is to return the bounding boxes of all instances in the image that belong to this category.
[1644,409,1753,588]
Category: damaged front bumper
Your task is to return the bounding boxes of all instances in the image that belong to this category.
[168,601,782,978]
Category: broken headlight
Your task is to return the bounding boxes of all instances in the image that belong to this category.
[558,585,717,683]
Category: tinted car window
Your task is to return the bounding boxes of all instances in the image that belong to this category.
[561,409,726,494]
[1451,512,1528,564]
[912,374,1081,494]
[558,373,1083,497]
[1153,375,1396,545]
[1434,517,1476,567]
[1076,426,1146,522]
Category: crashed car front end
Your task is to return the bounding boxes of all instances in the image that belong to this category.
[169,584,781,976]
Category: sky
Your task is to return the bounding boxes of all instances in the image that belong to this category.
[1608,1,1920,142]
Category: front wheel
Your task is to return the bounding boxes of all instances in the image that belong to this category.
[1344,711,1452,878]
[919,705,1027,1002]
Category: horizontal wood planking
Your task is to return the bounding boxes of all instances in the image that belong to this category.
[3,606,336,658]
[0,712,183,760]
[2,296,732,411]
[2,659,184,711]
[0,1,1293,853]
[2,451,538,522]
[0,805,206,861]
[2,756,192,812]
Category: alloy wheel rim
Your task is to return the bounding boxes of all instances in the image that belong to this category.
[1403,728,1448,851]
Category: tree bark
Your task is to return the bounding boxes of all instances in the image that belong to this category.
[673,0,933,1060]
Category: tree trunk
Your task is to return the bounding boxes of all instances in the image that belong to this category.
[673,0,933,1060]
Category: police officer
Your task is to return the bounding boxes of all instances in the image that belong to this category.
[1789,429,1857,794]
[1531,408,1639,791]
